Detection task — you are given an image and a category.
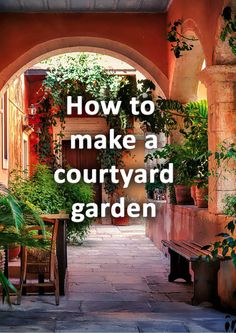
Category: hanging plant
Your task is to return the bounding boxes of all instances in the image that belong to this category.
[34,96,60,169]
[35,54,137,196]
[221,6,236,56]
[137,87,208,137]
[167,19,198,58]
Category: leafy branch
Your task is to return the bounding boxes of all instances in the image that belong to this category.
[221,6,236,56]
[167,19,198,58]
[202,219,236,267]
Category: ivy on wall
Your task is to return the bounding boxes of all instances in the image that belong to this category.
[221,6,236,56]
[168,7,236,58]
[167,19,198,58]
[34,54,137,197]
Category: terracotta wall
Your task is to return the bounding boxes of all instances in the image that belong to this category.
[0,107,8,186]
[146,203,229,249]
[8,75,25,172]
[167,0,224,91]
[0,74,26,186]
[0,12,168,95]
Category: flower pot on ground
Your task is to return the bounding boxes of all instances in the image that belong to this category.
[8,245,21,262]
[174,185,193,205]
[112,195,132,226]
[195,184,208,208]
[113,216,129,226]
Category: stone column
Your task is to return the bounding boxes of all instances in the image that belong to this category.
[200,65,236,214]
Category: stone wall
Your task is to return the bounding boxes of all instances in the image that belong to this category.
[146,203,229,249]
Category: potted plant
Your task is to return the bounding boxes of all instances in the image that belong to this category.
[112,195,132,226]
[113,214,129,226]
[0,183,46,305]
[165,145,194,205]
[145,144,194,205]
[145,175,167,200]
[174,183,192,205]
[8,243,21,262]
[190,153,209,208]
[195,181,208,208]
[10,165,95,245]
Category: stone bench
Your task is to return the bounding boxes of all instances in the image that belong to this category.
[162,240,221,305]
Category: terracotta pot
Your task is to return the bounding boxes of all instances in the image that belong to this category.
[195,186,208,208]
[190,185,197,205]
[174,185,193,205]
[113,216,129,226]
[8,246,21,261]
[190,180,203,206]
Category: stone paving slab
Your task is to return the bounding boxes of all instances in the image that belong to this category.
[0,224,231,332]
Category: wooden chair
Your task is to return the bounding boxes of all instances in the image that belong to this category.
[17,220,59,305]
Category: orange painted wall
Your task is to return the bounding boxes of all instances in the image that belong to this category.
[8,75,25,172]
[24,74,46,169]
[0,2,225,96]
[0,74,26,186]
[0,114,8,186]
[0,12,168,92]
[167,0,224,91]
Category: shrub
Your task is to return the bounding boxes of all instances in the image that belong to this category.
[10,165,94,243]
[58,180,94,243]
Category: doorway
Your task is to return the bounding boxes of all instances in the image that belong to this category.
[62,140,102,204]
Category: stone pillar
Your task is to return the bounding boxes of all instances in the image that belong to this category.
[200,65,236,214]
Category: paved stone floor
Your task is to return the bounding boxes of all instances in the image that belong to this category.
[0,225,231,332]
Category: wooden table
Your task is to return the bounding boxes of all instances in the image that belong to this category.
[41,214,70,296]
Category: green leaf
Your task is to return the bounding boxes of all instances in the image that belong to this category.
[216,233,230,238]
[201,245,211,250]
[0,270,16,305]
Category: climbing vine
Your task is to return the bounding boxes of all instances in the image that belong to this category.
[34,54,137,196]
[221,6,236,56]
[34,96,60,169]
[34,55,122,168]
[167,19,198,58]
[168,7,236,58]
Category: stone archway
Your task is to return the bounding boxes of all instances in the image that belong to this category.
[168,20,206,144]
[0,37,168,97]
[169,19,206,102]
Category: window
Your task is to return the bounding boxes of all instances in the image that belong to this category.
[1,92,9,169]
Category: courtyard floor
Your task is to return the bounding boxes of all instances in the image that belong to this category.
[0,224,229,332]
